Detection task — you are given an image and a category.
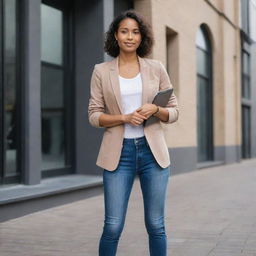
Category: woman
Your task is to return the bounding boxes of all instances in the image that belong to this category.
[88,9,179,256]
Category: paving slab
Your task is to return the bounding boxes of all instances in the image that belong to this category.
[1,159,256,256]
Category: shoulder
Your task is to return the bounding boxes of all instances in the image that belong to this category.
[90,61,112,80]
[142,57,164,71]
[91,59,116,83]
[93,59,114,72]
[142,58,167,77]
[94,61,110,70]
[142,57,160,66]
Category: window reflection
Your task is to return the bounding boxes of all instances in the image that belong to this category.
[41,66,65,170]
[4,0,17,175]
[242,51,250,99]
[41,4,63,65]
[41,3,66,171]
[242,106,251,158]
[196,26,213,163]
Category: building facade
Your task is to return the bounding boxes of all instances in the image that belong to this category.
[0,0,255,222]
[240,0,256,160]
[136,0,256,172]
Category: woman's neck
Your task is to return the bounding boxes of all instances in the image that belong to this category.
[118,52,139,66]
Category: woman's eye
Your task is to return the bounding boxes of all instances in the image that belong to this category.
[120,30,139,34]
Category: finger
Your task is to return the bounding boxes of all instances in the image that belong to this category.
[135,112,147,119]
[133,116,145,124]
[131,120,140,126]
[142,111,151,116]
[136,109,145,115]
[133,117,144,123]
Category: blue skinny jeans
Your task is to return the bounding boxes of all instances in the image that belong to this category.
[99,136,170,256]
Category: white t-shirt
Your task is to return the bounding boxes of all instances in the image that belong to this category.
[119,73,145,138]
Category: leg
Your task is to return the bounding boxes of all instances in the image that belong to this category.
[99,143,136,256]
[138,143,170,256]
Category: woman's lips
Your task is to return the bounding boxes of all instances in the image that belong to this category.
[124,42,135,47]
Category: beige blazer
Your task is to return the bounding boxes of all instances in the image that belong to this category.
[88,55,179,171]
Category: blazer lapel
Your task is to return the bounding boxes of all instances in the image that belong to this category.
[138,56,150,106]
[109,55,150,114]
[109,57,123,113]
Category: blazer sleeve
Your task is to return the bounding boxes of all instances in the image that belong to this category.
[158,61,179,124]
[88,65,105,128]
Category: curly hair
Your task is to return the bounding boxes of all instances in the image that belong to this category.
[104,9,154,58]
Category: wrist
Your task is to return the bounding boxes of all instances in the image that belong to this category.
[152,105,160,116]
[121,114,126,123]
[122,114,130,123]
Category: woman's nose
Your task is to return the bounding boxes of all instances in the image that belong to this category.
[128,32,133,39]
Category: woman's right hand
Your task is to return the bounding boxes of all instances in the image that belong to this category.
[123,111,147,126]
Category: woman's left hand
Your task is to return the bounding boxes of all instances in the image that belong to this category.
[136,104,158,119]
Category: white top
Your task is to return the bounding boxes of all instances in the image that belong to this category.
[119,73,145,138]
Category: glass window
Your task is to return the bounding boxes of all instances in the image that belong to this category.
[196,48,209,77]
[242,50,251,99]
[250,0,256,41]
[241,46,251,158]
[196,26,213,163]
[241,0,250,34]
[41,66,65,170]
[196,28,208,51]
[242,51,249,75]
[0,0,20,184]
[41,4,63,65]
[242,106,251,158]
[40,1,72,176]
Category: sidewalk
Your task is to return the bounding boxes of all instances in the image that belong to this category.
[1,159,256,256]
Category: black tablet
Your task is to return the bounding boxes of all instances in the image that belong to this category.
[152,88,174,107]
[143,88,174,126]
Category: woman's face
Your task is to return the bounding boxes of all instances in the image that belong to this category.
[115,18,142,54]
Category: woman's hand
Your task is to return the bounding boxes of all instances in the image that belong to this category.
[136,104,158,119]
[123,111,147,126]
